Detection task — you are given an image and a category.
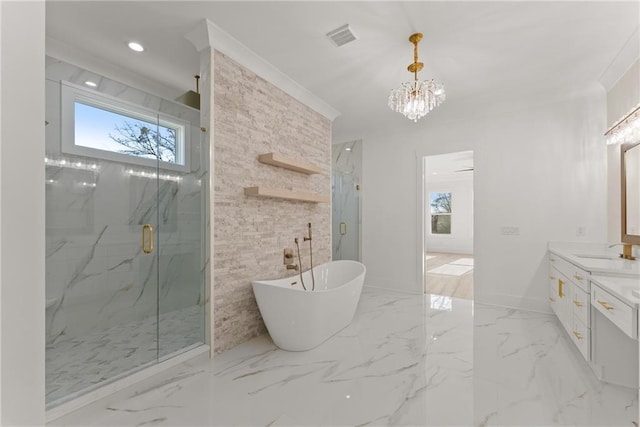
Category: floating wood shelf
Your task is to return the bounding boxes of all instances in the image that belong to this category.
[257,153,322,175]
[244,186,330,203]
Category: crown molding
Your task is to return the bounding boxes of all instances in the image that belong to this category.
[185,19,340,122]
[599,26,640,92]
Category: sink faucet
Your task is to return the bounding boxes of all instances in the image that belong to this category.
[608,243,636,261]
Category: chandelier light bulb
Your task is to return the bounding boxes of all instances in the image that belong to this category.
[388,33,445,122]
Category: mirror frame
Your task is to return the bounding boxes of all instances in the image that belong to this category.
[621,141,640,245]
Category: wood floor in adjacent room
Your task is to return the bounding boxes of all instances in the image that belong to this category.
[424,252,474,300]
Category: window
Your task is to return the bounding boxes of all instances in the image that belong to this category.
[61,82,190,172]
[430,192,452,234]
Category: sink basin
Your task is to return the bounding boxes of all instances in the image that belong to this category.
[574,254,622,261]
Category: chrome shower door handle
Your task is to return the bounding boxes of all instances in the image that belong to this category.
[142,224,154,254]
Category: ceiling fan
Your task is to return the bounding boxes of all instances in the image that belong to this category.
[454,166,474,173]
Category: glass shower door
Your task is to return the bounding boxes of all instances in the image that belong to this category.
[45,126,161,407]
[45,61,206,408]
[332,140,362,261]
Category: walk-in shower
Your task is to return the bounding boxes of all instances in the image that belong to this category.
[45,57,208,407]
[332,140,362,261]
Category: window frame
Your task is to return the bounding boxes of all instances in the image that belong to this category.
[60,81,191,172]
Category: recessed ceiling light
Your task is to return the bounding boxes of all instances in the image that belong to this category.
[84,81,97,87]
[128,41,144,52]
[345,147,352,151]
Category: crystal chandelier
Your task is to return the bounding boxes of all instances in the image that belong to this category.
[388,33,445,122]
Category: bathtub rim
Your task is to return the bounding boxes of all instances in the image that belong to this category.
[252,259,366,293]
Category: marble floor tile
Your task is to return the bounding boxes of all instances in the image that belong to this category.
[52,287,637,426]
[47,305,204,406]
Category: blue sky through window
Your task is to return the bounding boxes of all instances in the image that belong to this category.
[74,102,177,162]
[430,192,452,214]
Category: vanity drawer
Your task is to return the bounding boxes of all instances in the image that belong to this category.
[549,254,589,292]
[591,285,637,339]
[568,266,589,293]
[570,315,590,361]
[571,285,590,327]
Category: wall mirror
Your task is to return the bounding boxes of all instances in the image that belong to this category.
[622,141,640,245]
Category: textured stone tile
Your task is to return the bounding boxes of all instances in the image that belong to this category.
[213,51,331,353]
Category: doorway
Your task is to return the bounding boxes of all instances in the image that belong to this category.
[422,151,474,300]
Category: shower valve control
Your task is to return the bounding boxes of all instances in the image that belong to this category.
[283,248,294,265]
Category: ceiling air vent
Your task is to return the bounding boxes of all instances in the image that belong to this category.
[326,24,357,47]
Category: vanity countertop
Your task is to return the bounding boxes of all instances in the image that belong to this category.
[590,275,640,308]
[548,242,640,278]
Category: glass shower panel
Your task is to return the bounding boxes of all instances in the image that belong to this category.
[332,140,362,261]
[45,56,207,408]
[45,84,160,406]
[157,104,206,360]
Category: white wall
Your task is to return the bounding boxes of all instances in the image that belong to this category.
[0,1,46,424]
[362,84,608,312]
[607,59,640,128]
[425,176,473,255]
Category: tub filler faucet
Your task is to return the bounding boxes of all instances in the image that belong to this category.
[304,222,312,242]
[292,223,316,291]
[305,223,316,291]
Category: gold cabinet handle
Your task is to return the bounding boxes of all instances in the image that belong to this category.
[573,300,583,307]
[572,331,583,340]
[573,274,583,281]
[142,224,154,254]
[597,300,614,311]
[548,296,556,302]
[558,279,565,298]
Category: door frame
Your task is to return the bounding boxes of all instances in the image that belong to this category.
[416,150,475,295]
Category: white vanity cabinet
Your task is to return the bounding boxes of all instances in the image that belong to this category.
[548,253,591,360]
[547,245,640,389]
[592,283,637,339]
[590,276,639,389]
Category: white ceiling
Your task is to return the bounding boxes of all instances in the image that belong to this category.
[46,1,639,142]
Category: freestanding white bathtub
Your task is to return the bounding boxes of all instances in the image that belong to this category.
[252,260,366,351]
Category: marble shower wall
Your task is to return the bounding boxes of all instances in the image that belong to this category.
[332,140,362,261]
[213,51,331,353]
[45,57,207,350]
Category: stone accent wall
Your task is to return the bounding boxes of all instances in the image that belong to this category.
[213,51,331,353]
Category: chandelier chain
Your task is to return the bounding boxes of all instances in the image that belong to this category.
[413,40,419,80]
